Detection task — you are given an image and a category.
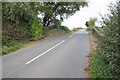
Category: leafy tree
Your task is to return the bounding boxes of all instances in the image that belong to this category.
[87,17,97,30]
[88,17,97,26]
[39,2,88,27]
[85,21,89,27]
[2,2,42,41]
[2,2,88,45]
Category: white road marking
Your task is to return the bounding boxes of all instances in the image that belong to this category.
[26,40,65,64]
[69,34,74,37]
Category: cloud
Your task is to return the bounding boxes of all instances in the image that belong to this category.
[62,0,117,29]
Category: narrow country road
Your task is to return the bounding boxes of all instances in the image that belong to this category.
[2,29,90,78]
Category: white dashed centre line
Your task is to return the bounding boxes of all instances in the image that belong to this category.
[26,40,65,64]
[69,34,74,37]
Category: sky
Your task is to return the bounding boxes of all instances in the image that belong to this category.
[61,0,117,29]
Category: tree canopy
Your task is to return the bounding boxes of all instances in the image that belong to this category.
[39,2,88,27]
[86,17,97,30]
[88,17,97,27]
[2,2,88,43]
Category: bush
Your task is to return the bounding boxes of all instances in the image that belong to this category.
[2,2,40,41]
[90,1,120,78]
[42,27,49,35]
[2,35,9,46]
[2,42,23,55]
[30,17,43,40]
[60,26,70,32]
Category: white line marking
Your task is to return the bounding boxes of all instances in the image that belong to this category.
[26,40,65,64]
[69,34,74,37]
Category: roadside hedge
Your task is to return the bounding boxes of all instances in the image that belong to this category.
[60,26,70,32]
[90,1,120,78]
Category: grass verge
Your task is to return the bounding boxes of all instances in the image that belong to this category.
[90,53,106,78]
[84,33,95,78]
[89,52,115,78]
[1,29,66,56]
[1,36,47,56]
[1,42,24,55]
[89,34,117,78]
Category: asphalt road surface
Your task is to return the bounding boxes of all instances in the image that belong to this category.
[2,29,90,78]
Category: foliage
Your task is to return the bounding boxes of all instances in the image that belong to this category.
[2,35,10,46]
[85,21,89,27]
[60,26,70,32]
[2,2,88,41]
[40,2,88,27]
[90,1,120,78]
[88,18,97,27]
[86,28,92,33]
[2,42,23,55]
[42,27,49,35]
[70,28,80,33]
[87,17,97,31]
[2,2,33,26]
[2,2,88,54]
[2,2,39,41]
[52,19,61,29]
[30,17,43,40]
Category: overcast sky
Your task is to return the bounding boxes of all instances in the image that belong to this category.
[61,0,117,29]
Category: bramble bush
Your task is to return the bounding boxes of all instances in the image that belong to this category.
[90,1,120,78]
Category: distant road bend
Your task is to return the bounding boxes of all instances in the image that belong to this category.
[2,29,90,78]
